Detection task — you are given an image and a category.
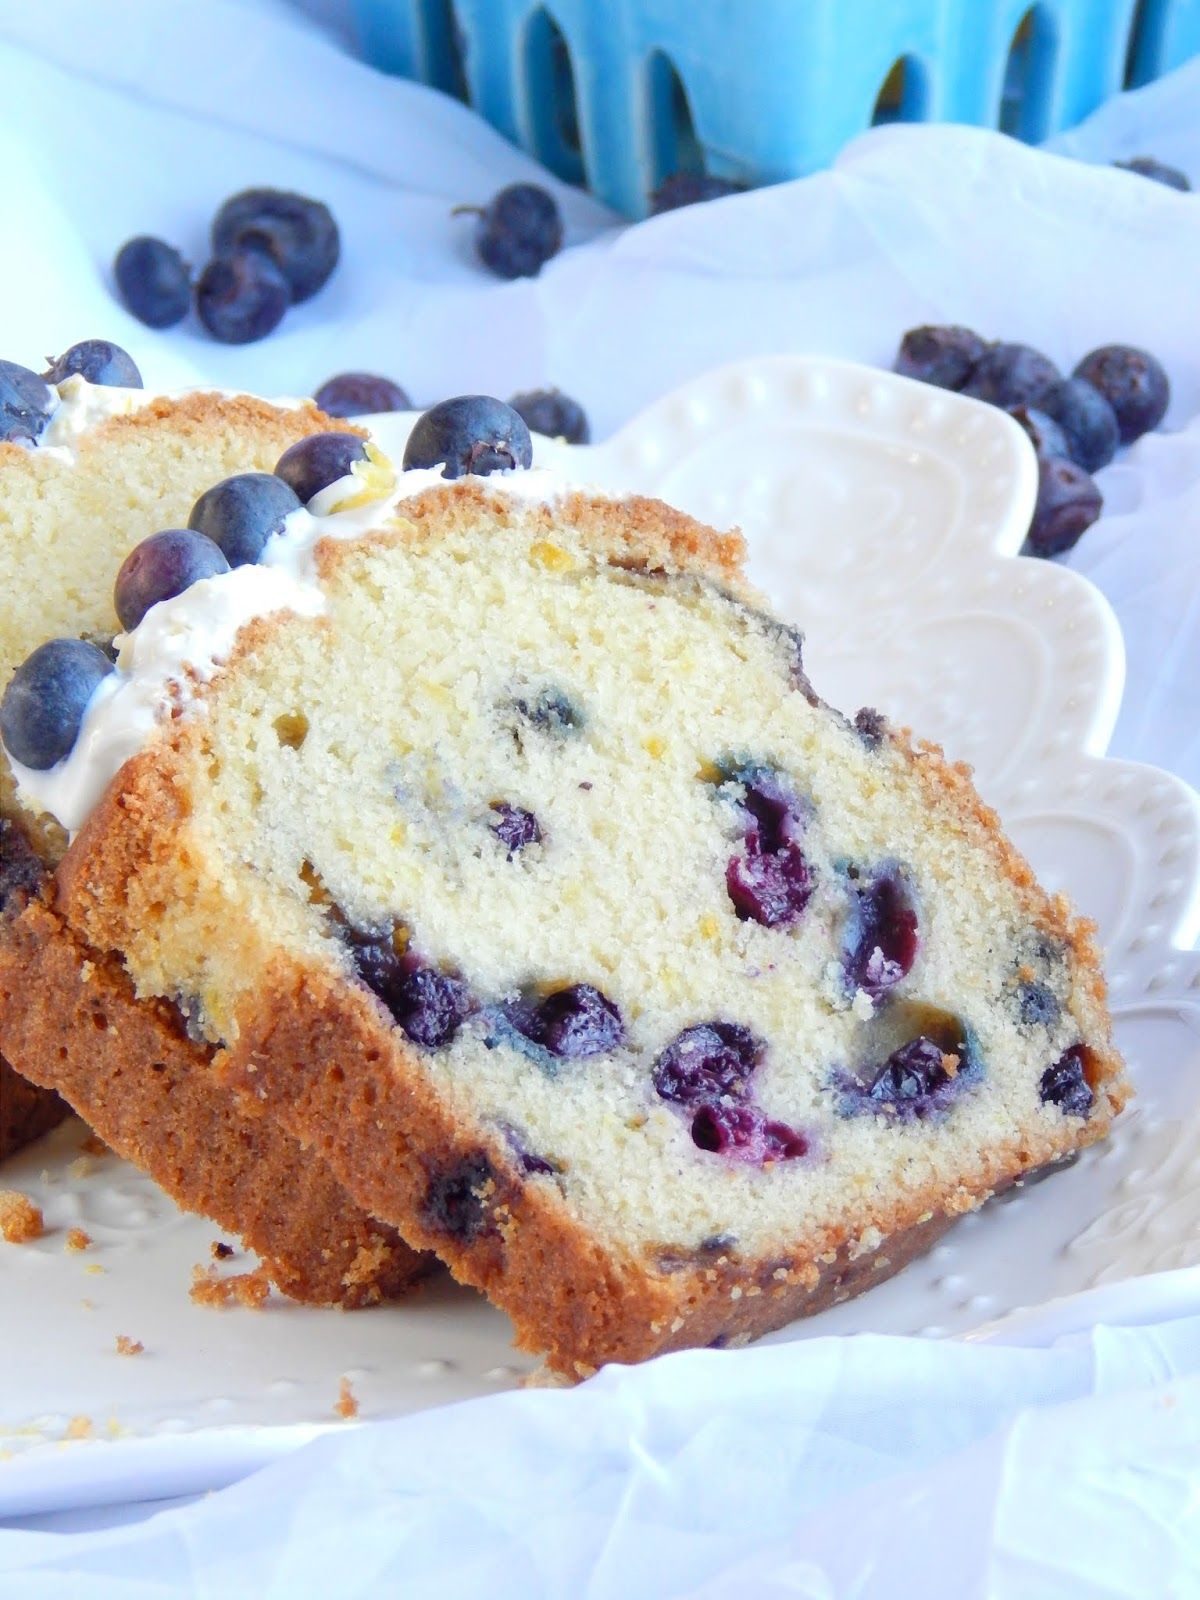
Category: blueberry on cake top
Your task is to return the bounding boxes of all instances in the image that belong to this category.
[0,366,426,1302]
[5,396,1127,1371]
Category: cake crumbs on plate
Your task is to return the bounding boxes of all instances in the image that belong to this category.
[0,1190,44,1243]
[65,1227,92,1252]
[65,1416,93,1441]
[84,1262,106,1276]
[115,1335,144,1357]
[211,1240,235,1260]
[190,1261,271,1310]
[335,1377,359,1420]
[79,1134,109,1158]
[68,1156,95,1180]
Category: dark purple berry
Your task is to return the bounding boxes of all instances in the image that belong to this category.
[1113,156,1190,192]
[1034,378,1120,473]
[421,1153,496,1242]
[489,802,542,858]
[0,638,112,770]
[403,396,532,479]
[0,815,45,911]
[840,1014,981,1120]
[1073,345,1169,445]
[1018,980,1060,1028]
[893,325,986,390]
[394,966,473,1049]
[113,236,191,329]
[761,1120,810,1160]
[653,1021,764,1107]
[690,1103,807,1163]
[212,188,339,303]
[43,340,142,389]
[509,388,590,444]
[962,343,1060,409]
[719,764,814,928]
[1008,405,1069,461]
[314,373,411,419]
[1026,456,1102,558]
[195,251,290,345]
[113,530,230,632]
[498,1123,556,1177]
[1039,1045,1094,1118]
[525,984,624,1059]
[726,844,814,928]
[188,472,302,566]
[274,432,367,504]
[0,360,54,444]
[854,707,888,746]
[841,864,919,1002]
[465,183,563,279]
[866,1036,953,1108]
[649,173,747,214]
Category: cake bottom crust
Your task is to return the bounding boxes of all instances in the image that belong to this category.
[224,963,1106,1376]
[0,897,430,1307]
[0,1054,67,1160]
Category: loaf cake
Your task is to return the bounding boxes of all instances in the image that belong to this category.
[0,370,426,1302]
[1,398,1127,1369]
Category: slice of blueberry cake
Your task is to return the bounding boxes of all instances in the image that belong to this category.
[3,396,1127,1369]
[0,349,427,1302]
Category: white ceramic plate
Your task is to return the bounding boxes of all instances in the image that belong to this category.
[5,356,1200,1516]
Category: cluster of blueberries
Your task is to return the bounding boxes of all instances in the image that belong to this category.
[0,390,537,775]
[895,326,1169,557]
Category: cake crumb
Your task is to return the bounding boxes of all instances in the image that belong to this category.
[80,1134,109,1158]
[335,1377,359,1420]
[65,1228,92,1253]
[0,1191,44,1243]
[115,1336,144,1357]
[211,1241,235,1261]
[66,1415,93,1441]
[190,1262,271,1310]
[84,1263,106,1276]
[68,1156,95,1180]
[80,1298,96,1311]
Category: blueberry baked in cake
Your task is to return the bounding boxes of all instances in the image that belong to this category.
[0,346,426,1303]
[2,392,1127,1368]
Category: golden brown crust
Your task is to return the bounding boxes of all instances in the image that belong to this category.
[220,957,1114,1375]
[0,894,430,1307]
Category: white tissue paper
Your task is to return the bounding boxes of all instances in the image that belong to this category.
[1,0,1200,1586]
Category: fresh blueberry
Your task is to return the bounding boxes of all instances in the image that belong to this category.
[718,763,814,928]
[1026,456,1102,558]
[274,432,368,504]
[518,983,625,1059]
[188,472,302,566]
[403,396,532,479]
[489,802,542,858]
[1039,1044,1094,1118]
[1018,980,1061,1028]
[42,340,142,389]
[421,1153,496,1242]
[195,250,290,344]
[314,373,411,419]
[1033,377,1120,473]
[893,325,987,390]
[1073,345,1169,445]
[1113,156,1190,192]
[113,236,191,329]
[653,1021,764,1106]
[463,183,563,279]
[841,863,919,1002]
[0,638,112,770]
[649,173,747,214]
[962,343,1060,409]
[0,360,54,444]
[0,815,45,912]
[1008,405,1070,461]
[113,529,230,632]
[211,188,339,303]
[509,387,590,445]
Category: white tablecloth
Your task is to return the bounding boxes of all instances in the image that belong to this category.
[1,2,1199,1591]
